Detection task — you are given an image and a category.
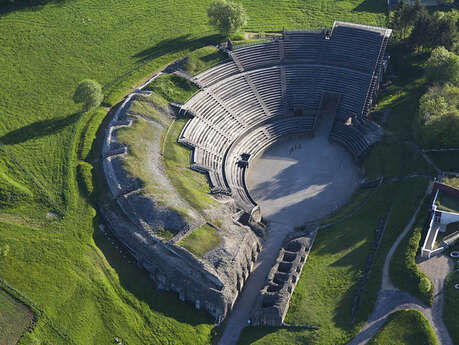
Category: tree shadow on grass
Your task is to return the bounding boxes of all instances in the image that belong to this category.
[0,0,71,17]
[0,112,80,145]
[133,33,223,63]
[352,0,386,13]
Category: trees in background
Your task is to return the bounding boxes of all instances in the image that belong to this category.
[425,46,459,84]
[73,79,103,112]
[207,0,248,37]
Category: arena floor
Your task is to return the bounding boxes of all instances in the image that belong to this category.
[246,115,360,228]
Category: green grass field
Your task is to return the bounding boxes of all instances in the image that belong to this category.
[368,309,438,345]
[0,0,388,343]
[444,271,459,345]
[0,289,33,345]
[435,190,459,213]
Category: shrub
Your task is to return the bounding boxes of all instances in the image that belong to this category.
[77,161,94,198]
[0,244,9,257]
[418,276,432,295]
[73,79,104,112]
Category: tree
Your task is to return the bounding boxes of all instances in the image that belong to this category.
[425,47,459,84]
[73,79,103,112]
[207,0,248,37]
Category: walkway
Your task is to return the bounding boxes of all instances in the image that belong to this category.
[217,223,292,345]
[348,184,454,345]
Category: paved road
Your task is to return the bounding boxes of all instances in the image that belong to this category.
[217,223,292,345]
[348,184,454,345]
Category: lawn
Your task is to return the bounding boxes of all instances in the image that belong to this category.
[427,151,459,172]
[237,178,428,345]
[145,74,198,103]
[444,271,459,345]
[368,309,438,345]
[0,288,33,345]
[182,46,229,76]
[178,224,222,257]
[0,0,388,343]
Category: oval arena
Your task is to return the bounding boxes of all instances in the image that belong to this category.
[101,20,391,330]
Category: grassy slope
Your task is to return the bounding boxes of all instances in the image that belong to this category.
[178,224,221,257]
[145,74,198,103]
[0,289,32,345]
[163,119,216,213]
[444,270,459,345]
[368,309,438,345]
[0,0,385,343]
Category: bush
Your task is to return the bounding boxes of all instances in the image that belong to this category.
[77,161,94,198]
[73,79,104,112]
[418,276,432,295]
[0,244,9,257]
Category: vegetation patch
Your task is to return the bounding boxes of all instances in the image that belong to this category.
[145,74,198,103]
[368,309,438,345]
[163,119,216,213]
[444,271,459,345]
[389,198,433,304]
[178,224,221,257]
[0,288,34,345]
[76,162,94,198]
[0,169,33,208]
[182,46,228,75]
[237,327,316,345]
[427,152,459,172]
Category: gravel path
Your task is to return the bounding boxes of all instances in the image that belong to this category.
[217,223,292,345]
[348,184,454,345]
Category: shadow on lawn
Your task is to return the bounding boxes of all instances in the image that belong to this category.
[0,0,70,16]
[0,112,80,145]
[133,33,223,63]
[352,0,386,13]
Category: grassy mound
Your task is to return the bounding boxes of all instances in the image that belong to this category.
[145,74,198,103]
[178,224,221,257]
[182,46,228,75]
[0,170,32,208]
[368,309,438,345]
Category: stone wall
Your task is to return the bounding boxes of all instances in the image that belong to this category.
[251,232,316,326]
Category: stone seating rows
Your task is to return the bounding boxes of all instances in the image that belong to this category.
[329,121,370,161]
[232,42,281,71]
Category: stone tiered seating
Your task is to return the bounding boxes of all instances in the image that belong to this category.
[329,121,370,161]
[323,24,384,73]
[232,42,281,71]
[283,32,322,62]
[195,60,240,87]
[179,21,390,210]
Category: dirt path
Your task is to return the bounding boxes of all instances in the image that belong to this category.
[348,184,454,345]
[217,223,291,345]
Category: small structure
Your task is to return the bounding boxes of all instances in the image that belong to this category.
[421,182,459,258]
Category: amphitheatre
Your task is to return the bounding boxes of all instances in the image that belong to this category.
[0,1,459,345]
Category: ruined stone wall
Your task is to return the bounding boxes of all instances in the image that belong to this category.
[100,92,263,321]
[251,233,316,326]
